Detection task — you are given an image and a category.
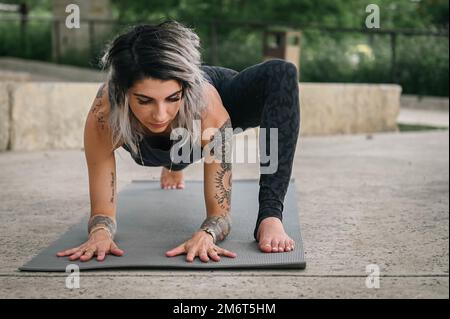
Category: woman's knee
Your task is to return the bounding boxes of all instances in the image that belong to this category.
[262,59,299,93]
[261,59,298,77]
[262,59,300,104]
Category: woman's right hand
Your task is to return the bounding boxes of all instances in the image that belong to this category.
[56,229,124,262]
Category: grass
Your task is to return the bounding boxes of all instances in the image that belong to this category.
[398,123,449,132]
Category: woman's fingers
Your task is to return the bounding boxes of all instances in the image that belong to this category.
[199,249,210,263]
[216,247,237,258]
[110,242,125,256]
[95,243,109,261]
[186,245,235,263]
[165,237,236,263]
[80,247,97,262]
[57,238,125,262]
[208,248,221,262]
[165,244,185,257]
[186,248,197,262]
[56,246,80,257]
[68,249,86,261]
[97,249,106,261]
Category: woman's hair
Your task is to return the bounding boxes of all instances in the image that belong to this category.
[101,20,208,156]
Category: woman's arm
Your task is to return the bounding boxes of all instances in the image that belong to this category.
[84,84,121,231]
[56,84,125,261]
[200,84,233,243]
[165,84,236,262]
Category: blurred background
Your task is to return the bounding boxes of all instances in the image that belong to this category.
[0,0,448,153]
[0,0,448,96]
[0,2,448,300]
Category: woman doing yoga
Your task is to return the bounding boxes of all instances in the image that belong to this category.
[56,20,300,263]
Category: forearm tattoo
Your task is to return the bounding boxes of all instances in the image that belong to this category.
[87,214,117,239]
[200,213,232,243]
[90,84,106,130]
[209,118,233,212]
[110,172,115,203]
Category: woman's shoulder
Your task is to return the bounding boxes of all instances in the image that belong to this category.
[85,82,124,149]
[199,82,231,148]
[201,82,227,120]
[91,82,111,116]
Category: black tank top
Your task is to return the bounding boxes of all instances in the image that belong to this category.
[121,133,205,171]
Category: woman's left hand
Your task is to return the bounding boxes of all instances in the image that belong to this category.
[165,230,237,263]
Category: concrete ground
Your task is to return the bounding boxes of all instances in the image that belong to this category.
[397,107,449,128]
[0,129,448,299]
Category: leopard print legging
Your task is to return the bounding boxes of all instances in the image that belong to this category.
[201,59,301,241]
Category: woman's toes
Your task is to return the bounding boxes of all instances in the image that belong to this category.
[259,241,272,253]
[278,241,286,252]
[271,240,279,252]
[162,184,178,190]
[177,183,185,189]
[284,239,291,251]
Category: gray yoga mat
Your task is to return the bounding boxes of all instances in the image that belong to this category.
[19,179,306,271]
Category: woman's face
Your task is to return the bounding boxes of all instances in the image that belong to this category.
[128,77,183,135]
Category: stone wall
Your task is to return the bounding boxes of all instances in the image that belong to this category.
[0,83,10,151]
[1,82,97,151]
[0,82,402,151]
[299,83,402,136]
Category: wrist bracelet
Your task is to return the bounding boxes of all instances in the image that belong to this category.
[89,225,113,239]
[88,214,117,240]
[199,213,231,244]
[201,228,216,243]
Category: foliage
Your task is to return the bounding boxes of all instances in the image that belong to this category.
[0,0,448,95]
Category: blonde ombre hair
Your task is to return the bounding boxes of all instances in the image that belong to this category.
[101,20,208,157]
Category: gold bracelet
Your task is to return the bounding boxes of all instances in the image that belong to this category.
[199,213,232,244]
[89,225,113,240]
[88,214,117,239]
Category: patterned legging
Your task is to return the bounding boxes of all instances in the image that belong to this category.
[201,59,301,241]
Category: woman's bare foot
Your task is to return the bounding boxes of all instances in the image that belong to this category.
[160,167,185,190]
[256,217,295,253]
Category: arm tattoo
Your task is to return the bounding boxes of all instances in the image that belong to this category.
[90,84,106,130]
[200,213,232,243]
[110,172,115,203]
[87,214,117,239]
[95,83,105,99]
[209,118,233,212]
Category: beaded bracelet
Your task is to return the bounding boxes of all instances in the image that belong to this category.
[199,213,232,244]
[87,214,117,240]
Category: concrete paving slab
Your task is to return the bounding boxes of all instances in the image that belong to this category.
[0,276,447,298]
[397,108,449,128]
[0,130,448,298]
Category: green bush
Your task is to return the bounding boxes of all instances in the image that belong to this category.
[395,35,448,96]
[0,19,447,97]
[298,30,448,96]
[0,19,52,61]
[208,28,263,71]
